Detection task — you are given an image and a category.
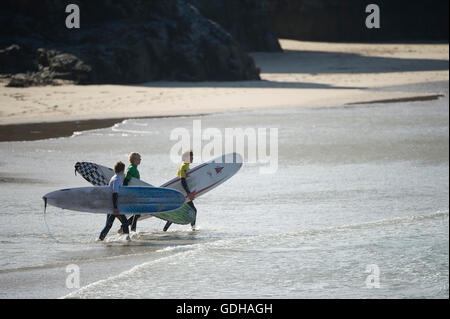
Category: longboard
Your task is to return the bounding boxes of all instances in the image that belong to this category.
[160,152,243,199]
[43,186,185,214]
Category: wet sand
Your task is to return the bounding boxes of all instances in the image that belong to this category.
[0,118,124,142]
[0,114,210,142]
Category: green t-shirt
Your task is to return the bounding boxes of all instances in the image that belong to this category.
[125,164,140,181]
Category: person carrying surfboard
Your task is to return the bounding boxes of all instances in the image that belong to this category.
[163,150,197,231]
[98,161,130,241]
[122,152,142,232]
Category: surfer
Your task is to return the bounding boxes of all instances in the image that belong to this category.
[120,152,142,233]
[163,150,197,231]
[98,161,130,241]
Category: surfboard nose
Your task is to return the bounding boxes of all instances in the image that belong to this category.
[221,152,243,165]
[234,152,243,165]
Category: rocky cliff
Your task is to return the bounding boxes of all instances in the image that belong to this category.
[188,0,281,52]
[269,0,449,42]
[0,0,261,86]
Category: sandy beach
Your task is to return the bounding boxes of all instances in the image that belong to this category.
[0,40,448,141]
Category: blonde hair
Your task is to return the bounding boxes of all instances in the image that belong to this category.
[128,152,141,164]
[182,150,193,162]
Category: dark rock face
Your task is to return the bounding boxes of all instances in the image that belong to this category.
[1,46,92,87]
[0,0,260,86]
[269,0,449,42]
[188,0,281,52]
[0,45,35,74]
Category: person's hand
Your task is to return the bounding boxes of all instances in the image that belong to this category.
[113,208,119,216]
[187,193,195,201]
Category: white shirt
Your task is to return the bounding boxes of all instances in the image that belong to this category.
[109,174,122,193]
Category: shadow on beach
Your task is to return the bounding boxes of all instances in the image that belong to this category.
[131,49,449,88]
[135,80,364,90]
[254,49,449,74]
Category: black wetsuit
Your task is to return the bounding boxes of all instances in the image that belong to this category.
[99,174,129,240]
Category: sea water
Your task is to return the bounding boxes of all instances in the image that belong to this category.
[0,81,448,298]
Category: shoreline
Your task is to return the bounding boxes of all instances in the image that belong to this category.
[345,94,445,105]
[1,40,448,142]
[0,92,446,142]
[0,113,212,142]
[0,117,128,142]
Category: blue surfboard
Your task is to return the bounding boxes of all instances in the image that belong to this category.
[43,186,185,214]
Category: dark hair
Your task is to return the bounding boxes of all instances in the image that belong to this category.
[114,161,125,173]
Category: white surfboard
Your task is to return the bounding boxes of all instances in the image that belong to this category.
[161,152,243,199]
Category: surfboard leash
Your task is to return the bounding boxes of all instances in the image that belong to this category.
[43,197,62,243]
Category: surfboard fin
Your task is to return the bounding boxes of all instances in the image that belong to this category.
[43,196,59,243]
[163,221,172,231]
[43,196,47,214]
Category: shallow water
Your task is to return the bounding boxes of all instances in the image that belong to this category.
[0,81,448,298]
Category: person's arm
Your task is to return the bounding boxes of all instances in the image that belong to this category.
[181,178,195,200]
[181,178,190,194]
[112,192,119,215]
[123,168,132,186]
[111,176,121,215]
